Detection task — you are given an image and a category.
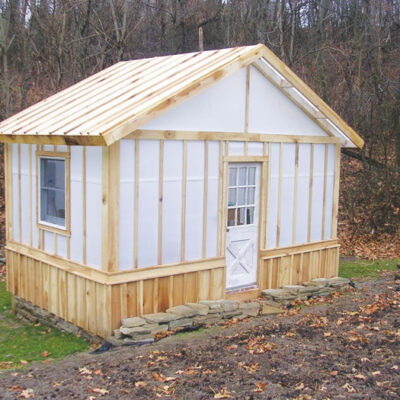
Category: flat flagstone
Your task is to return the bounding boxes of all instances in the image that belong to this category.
[166,305,199,318]
[185,303,209,316]
[121,316,146,328]
[261,305,284,315]
[143,312,181,324]
[217,299,239,312]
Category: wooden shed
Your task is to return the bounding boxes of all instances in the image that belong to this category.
[0,44,363,338]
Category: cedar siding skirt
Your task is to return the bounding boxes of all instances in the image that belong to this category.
[6,240,338,338]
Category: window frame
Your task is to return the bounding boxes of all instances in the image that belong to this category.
[36,150,71,236]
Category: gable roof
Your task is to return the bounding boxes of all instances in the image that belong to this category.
[0,44,363,148]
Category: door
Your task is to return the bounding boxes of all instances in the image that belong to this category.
[226,163,260,289]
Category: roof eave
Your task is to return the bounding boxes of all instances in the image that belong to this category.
[0,134,107,146]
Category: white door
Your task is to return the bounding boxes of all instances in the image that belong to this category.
[226,163,260,289]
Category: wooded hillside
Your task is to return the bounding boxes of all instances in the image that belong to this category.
[0,0,399,258]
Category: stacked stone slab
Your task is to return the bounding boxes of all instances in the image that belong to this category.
[261,277,350,305]
[109,276,350,347]
[107,299,266,346]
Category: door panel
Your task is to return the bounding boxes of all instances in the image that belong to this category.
[226,163,260,289]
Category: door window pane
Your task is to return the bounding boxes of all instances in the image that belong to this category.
[248,168,256,185]
[247,187,255,205]
[227,209,236,227]
[238,167,246,185]
[228,188,236,207]
[228,168,237,186]
[237,188,246,206]
[40,158,66,227]
[237,207,245,225]
[246,207,255,224]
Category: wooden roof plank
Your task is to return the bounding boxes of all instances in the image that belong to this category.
[5,58,155,134]
[0,61,128,130]
[17,55,187,135]
[49,50,218,136]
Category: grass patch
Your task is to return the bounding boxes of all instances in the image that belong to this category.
[339,258,399,279]
[0,280,89,369]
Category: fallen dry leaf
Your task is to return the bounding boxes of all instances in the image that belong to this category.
[88,387,109,395]
[214,389,232,399]
[79,367,92,376]
[19,388,34,398]
[252,382,267,392]
[342,383,356,393]
[134,381,147,388]
[354,374,367,380]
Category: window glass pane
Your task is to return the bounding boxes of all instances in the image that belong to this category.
[237,187,246,206]
[228,168,237,186]
[246,207,255,224]
[227,209,236,227]
[41,159,65,190]
[40,158,66,227]
[247,187,255,205]
[228,188,236,207]
[238,167,246,185]
[237,207,245,225]
[248,167,256,185]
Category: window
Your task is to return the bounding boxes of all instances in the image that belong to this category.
[37,151,70,234]
[227,165,257,227]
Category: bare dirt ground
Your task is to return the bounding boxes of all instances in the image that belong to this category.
[1,271,400,399]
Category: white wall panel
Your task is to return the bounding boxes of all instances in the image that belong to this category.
[32,145,38,247]
[228,141,245,155]
[295,144,311,244]
[57,234,68,258]
[44,230,54,254]
[279,143,296,247]
[247,142,264,156]
[85,146,102,268]
[248,66,328,136]
[119,139,135,270]
[185,141,204,261]
[142,69,247,133]
[162,140,183,264]
[138,140,159,267]
[20,144,30,245]
[324,144,335,239]
[12,144,19,242]
[206,141,220,258]
[310,144,325,241]
[267,143,280,248]
[70,146,83,264]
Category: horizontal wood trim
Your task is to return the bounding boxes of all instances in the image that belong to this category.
[6,241,225,285]
[127,130,341,144]
[224,155,269,163]
[36,150,70,158]
[260,239,339,259]
[0,134,106,146]
[36,224,71,237]
[107,257,225,284]
[6,241,107,283]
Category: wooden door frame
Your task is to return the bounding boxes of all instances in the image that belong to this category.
[220,155,269,290]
